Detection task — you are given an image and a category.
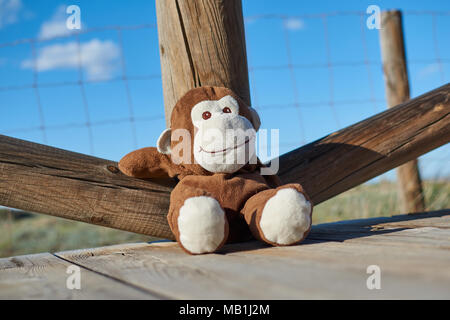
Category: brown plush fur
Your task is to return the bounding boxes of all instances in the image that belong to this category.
[119,86,312,254]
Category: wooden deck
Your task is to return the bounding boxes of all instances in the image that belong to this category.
[1,210,449,299]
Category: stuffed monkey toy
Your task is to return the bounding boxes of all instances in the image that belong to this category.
[119,86,313,254]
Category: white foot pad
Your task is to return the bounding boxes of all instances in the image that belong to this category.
[178,196,226,254]
[260,188,312,245]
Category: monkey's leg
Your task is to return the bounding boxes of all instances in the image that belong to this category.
[168,185,229,255]
[242,184,313,246]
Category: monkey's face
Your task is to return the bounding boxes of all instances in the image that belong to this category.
[191,95,257,173]
[157,87,260,175]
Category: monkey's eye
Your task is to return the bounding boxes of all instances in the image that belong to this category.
[202,111,212,120]
[223,107,232,113]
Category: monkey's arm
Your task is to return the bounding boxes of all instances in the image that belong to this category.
[118,147,179,179]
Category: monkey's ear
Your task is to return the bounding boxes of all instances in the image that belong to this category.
[249,107,261,132]
[157,128,171,154]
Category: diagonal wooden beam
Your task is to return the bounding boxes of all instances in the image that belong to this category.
[0,83,449,239]
[278,83,449,205]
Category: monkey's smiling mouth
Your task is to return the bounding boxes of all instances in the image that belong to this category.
[199,138,251,155]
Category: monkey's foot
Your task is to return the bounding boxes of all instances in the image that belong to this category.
[177,196,228,254]
[259,188,312,246]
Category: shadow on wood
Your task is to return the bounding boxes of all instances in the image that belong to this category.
[219,209,450,254]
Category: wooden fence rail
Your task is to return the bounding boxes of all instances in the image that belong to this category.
[0,83,448,239]
[278,83,450,204]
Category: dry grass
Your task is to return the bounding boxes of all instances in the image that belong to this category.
[312,180,449,224]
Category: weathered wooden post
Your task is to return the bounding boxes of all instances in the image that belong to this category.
[379,10,425,213]
[155,0,251,125]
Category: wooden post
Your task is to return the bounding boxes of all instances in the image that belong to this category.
[1,83,449,239]
[155,0,251,125]
[379,10,425,213]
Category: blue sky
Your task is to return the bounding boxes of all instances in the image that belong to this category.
[0,0,449,180]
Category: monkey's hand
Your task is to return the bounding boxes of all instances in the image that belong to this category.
[119,147,178,179]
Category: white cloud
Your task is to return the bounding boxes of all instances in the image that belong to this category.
[416,63,440,80]
[24,6,118,81]
[283,18,304,31]
[244,16,259,25]
[0,0,22,28]
[21,39,120,80]
[38,5,76,40]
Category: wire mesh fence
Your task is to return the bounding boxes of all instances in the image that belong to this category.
[0,9,449,257]
[1,10,449,200]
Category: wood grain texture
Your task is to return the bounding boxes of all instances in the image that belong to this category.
[0,84,449,239]
[0,252,155,299]
[156,0,250,125]
[277,83,450,204]
[2,211,448,299]
[0,135,175,239]
[380,10,425,213]
[54,211,450,299]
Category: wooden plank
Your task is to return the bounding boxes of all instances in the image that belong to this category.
[156,0,250,124]
[57,241,450,299]
[307,210,450,248]
[0,84,449,239]
[57,212,450,299]
[0,252,157,299]
[310,225,450,249]
[57,242,274,299]
[380,10,425,213]
[312,210,450,230]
